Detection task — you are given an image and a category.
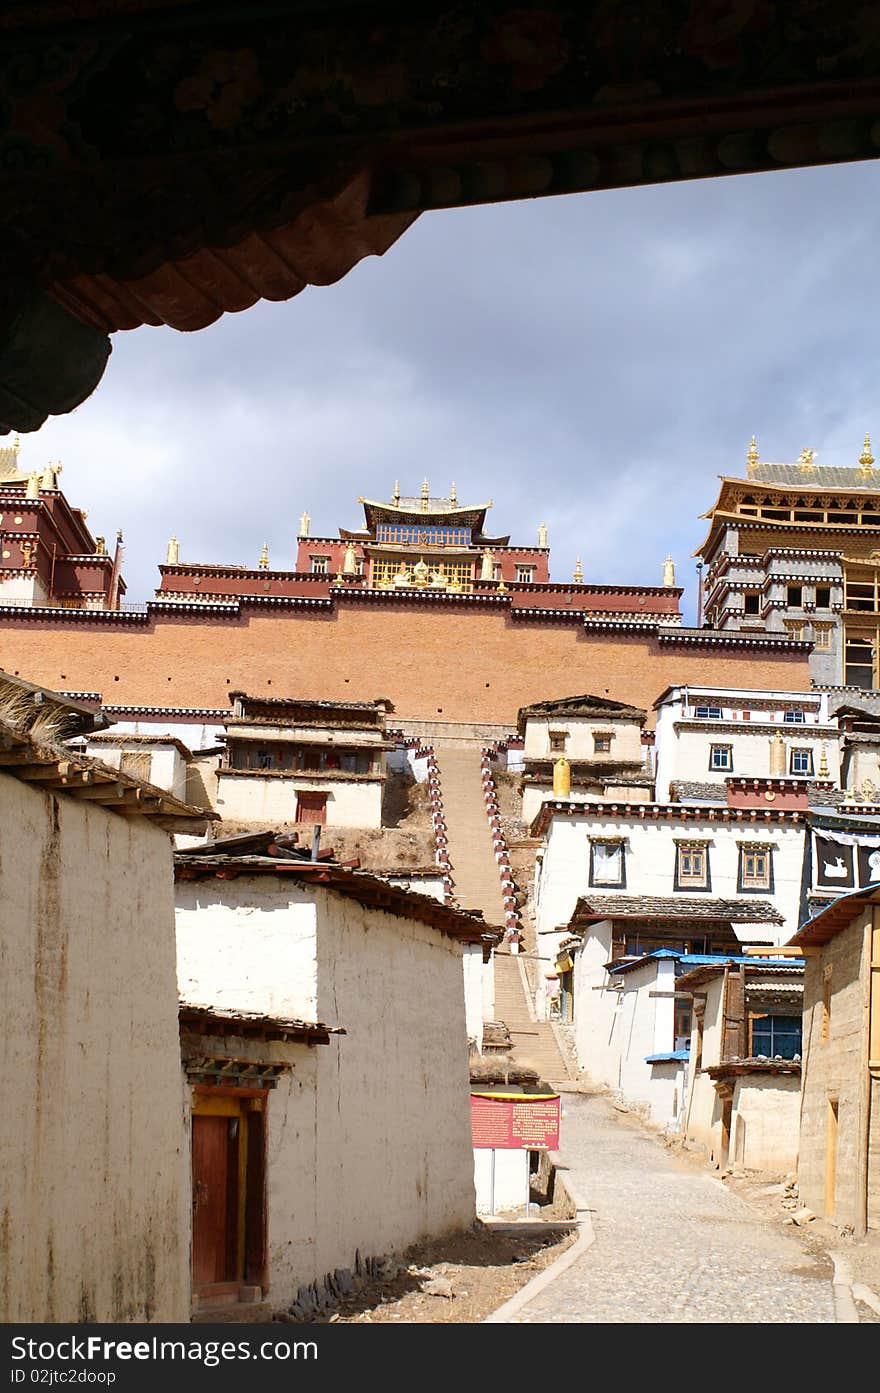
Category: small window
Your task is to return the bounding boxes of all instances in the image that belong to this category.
[516,565,535,584]
[816,586,831,608]
[738,845,773,892]
[310,555,329,574]
[743,591,760,615]
[784,620,806,641]
[593,732,613,754]
[693,705,722,719]
[709,744,732,771]
[548,730,567,754]
[589,840,625,888]
[783,709,806,723]
[790,747,814,775]
[675,844,710,891]
[787,585,802,606]
[750,1013,802,1060]
[813,625,833,650]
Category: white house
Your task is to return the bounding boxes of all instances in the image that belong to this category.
[516,693,652,826]
[677,957,804,1173]
[215,692,393,828]
[174,855,488,1314]
[532,798,806,975]
[653,685,840,804]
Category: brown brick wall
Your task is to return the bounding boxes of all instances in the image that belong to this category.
[0,606,812,725]
[800,924,866,1225]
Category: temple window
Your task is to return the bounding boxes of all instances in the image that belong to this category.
[738,844,773,891]
[593,732,613,754]
[693,705,722,719]
[790,747,814,776]
[816,586,831,608]
[548,730,568,754]
[783,709,806,723]
[813,624,833,650]
[743,591,760,615]
[589,839,626,888]
[674,842,710,891]
[787,584,802,606]
[310,555,329,574]
[515,565,535,583]
[709,744,732,771]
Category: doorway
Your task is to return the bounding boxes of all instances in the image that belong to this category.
[191,1089,267,1302]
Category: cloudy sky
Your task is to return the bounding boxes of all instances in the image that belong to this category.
[23,157,880,621]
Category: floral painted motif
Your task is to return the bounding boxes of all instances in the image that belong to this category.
[481,9,571,92]
[174,48,261,131]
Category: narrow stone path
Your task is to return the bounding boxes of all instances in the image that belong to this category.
[507,1094,835,1323]
[493,951,571,1082]
[436,745,507,925]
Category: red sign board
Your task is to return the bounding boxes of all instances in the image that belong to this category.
[470,1092,560,1150]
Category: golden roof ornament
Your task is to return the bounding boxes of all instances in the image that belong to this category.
[95,536,107,555]
[258,543,269,570]
[663,555,676,587]
[25,473,40,499]
[798,446,817,472]
[392,480,400,505]
[538,522,548,548]
[342,541,357,576]
[746,435,759,477]
[165,536,179,565]
[299,510,311,537]
[40,461,57,489]
[450,481,457,506]
[858,434,875,474]
[420,478,430,511]
[573,558,583,583]
[818,742,829,779]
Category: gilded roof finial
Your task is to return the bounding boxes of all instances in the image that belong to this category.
[299,509,311,537]
[573,558,583,583]
[859,434,875,472]
[818,742,829,779]
[166,536,179,565]
[392,480,400,506]
[663,555,676,587]
[450,480,457,506]
[258,542,269,570]
[746,435,759,477]
[95,536,107,556]
[538,522,548,549]
[25,473,40,499]
[420,478,430,511]
[798,446,817,472]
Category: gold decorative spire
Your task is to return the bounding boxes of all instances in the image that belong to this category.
[95,536,107,556]
[859,434,875,473]
[449,481,457,506]
[40,461,57,489]
[480,549,494,582]
[258,543,269,570]
[538,522,548,548]
[746,435,759,476]
[818,742,829,779]
[343,541,357,576]
[663,555,676,587]
[25,473,40,499]
[165,536,179,565]
[573,558,583,583]
[392,480,400,505]
[299,510,311,537]
[420,478,430,511]
[798,446,816,472]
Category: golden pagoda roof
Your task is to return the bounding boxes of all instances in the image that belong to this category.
[359,491,492,533]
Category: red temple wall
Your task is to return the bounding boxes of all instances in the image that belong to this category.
[0,605,812,725]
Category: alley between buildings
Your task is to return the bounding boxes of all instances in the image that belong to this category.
[505,1094,837,1323]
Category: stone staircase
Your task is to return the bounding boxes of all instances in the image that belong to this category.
[435,744,571,1084]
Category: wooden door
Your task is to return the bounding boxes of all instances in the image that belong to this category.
[296,792,327,824]
[191,1114,237,1287]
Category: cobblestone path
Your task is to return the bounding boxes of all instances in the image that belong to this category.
[509,1095,835,1323]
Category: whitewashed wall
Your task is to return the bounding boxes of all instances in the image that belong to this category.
[683,975,726,1156]
[86,741,188,802]
[534,811,804,964]
[0,773,189,1322]
[523,715,643,763]
[214,772,383,826]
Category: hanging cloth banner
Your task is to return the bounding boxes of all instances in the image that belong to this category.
[813,829,880,891]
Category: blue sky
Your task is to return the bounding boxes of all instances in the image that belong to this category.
[23,157,880,620]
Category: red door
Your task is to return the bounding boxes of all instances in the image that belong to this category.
[296,793,327,824]
[191,1114,237,1287]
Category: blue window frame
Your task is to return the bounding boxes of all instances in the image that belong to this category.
[694,705,722,719]
[783,709,806,723]
[750,1013,802,1059]
[790,747,813,775]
